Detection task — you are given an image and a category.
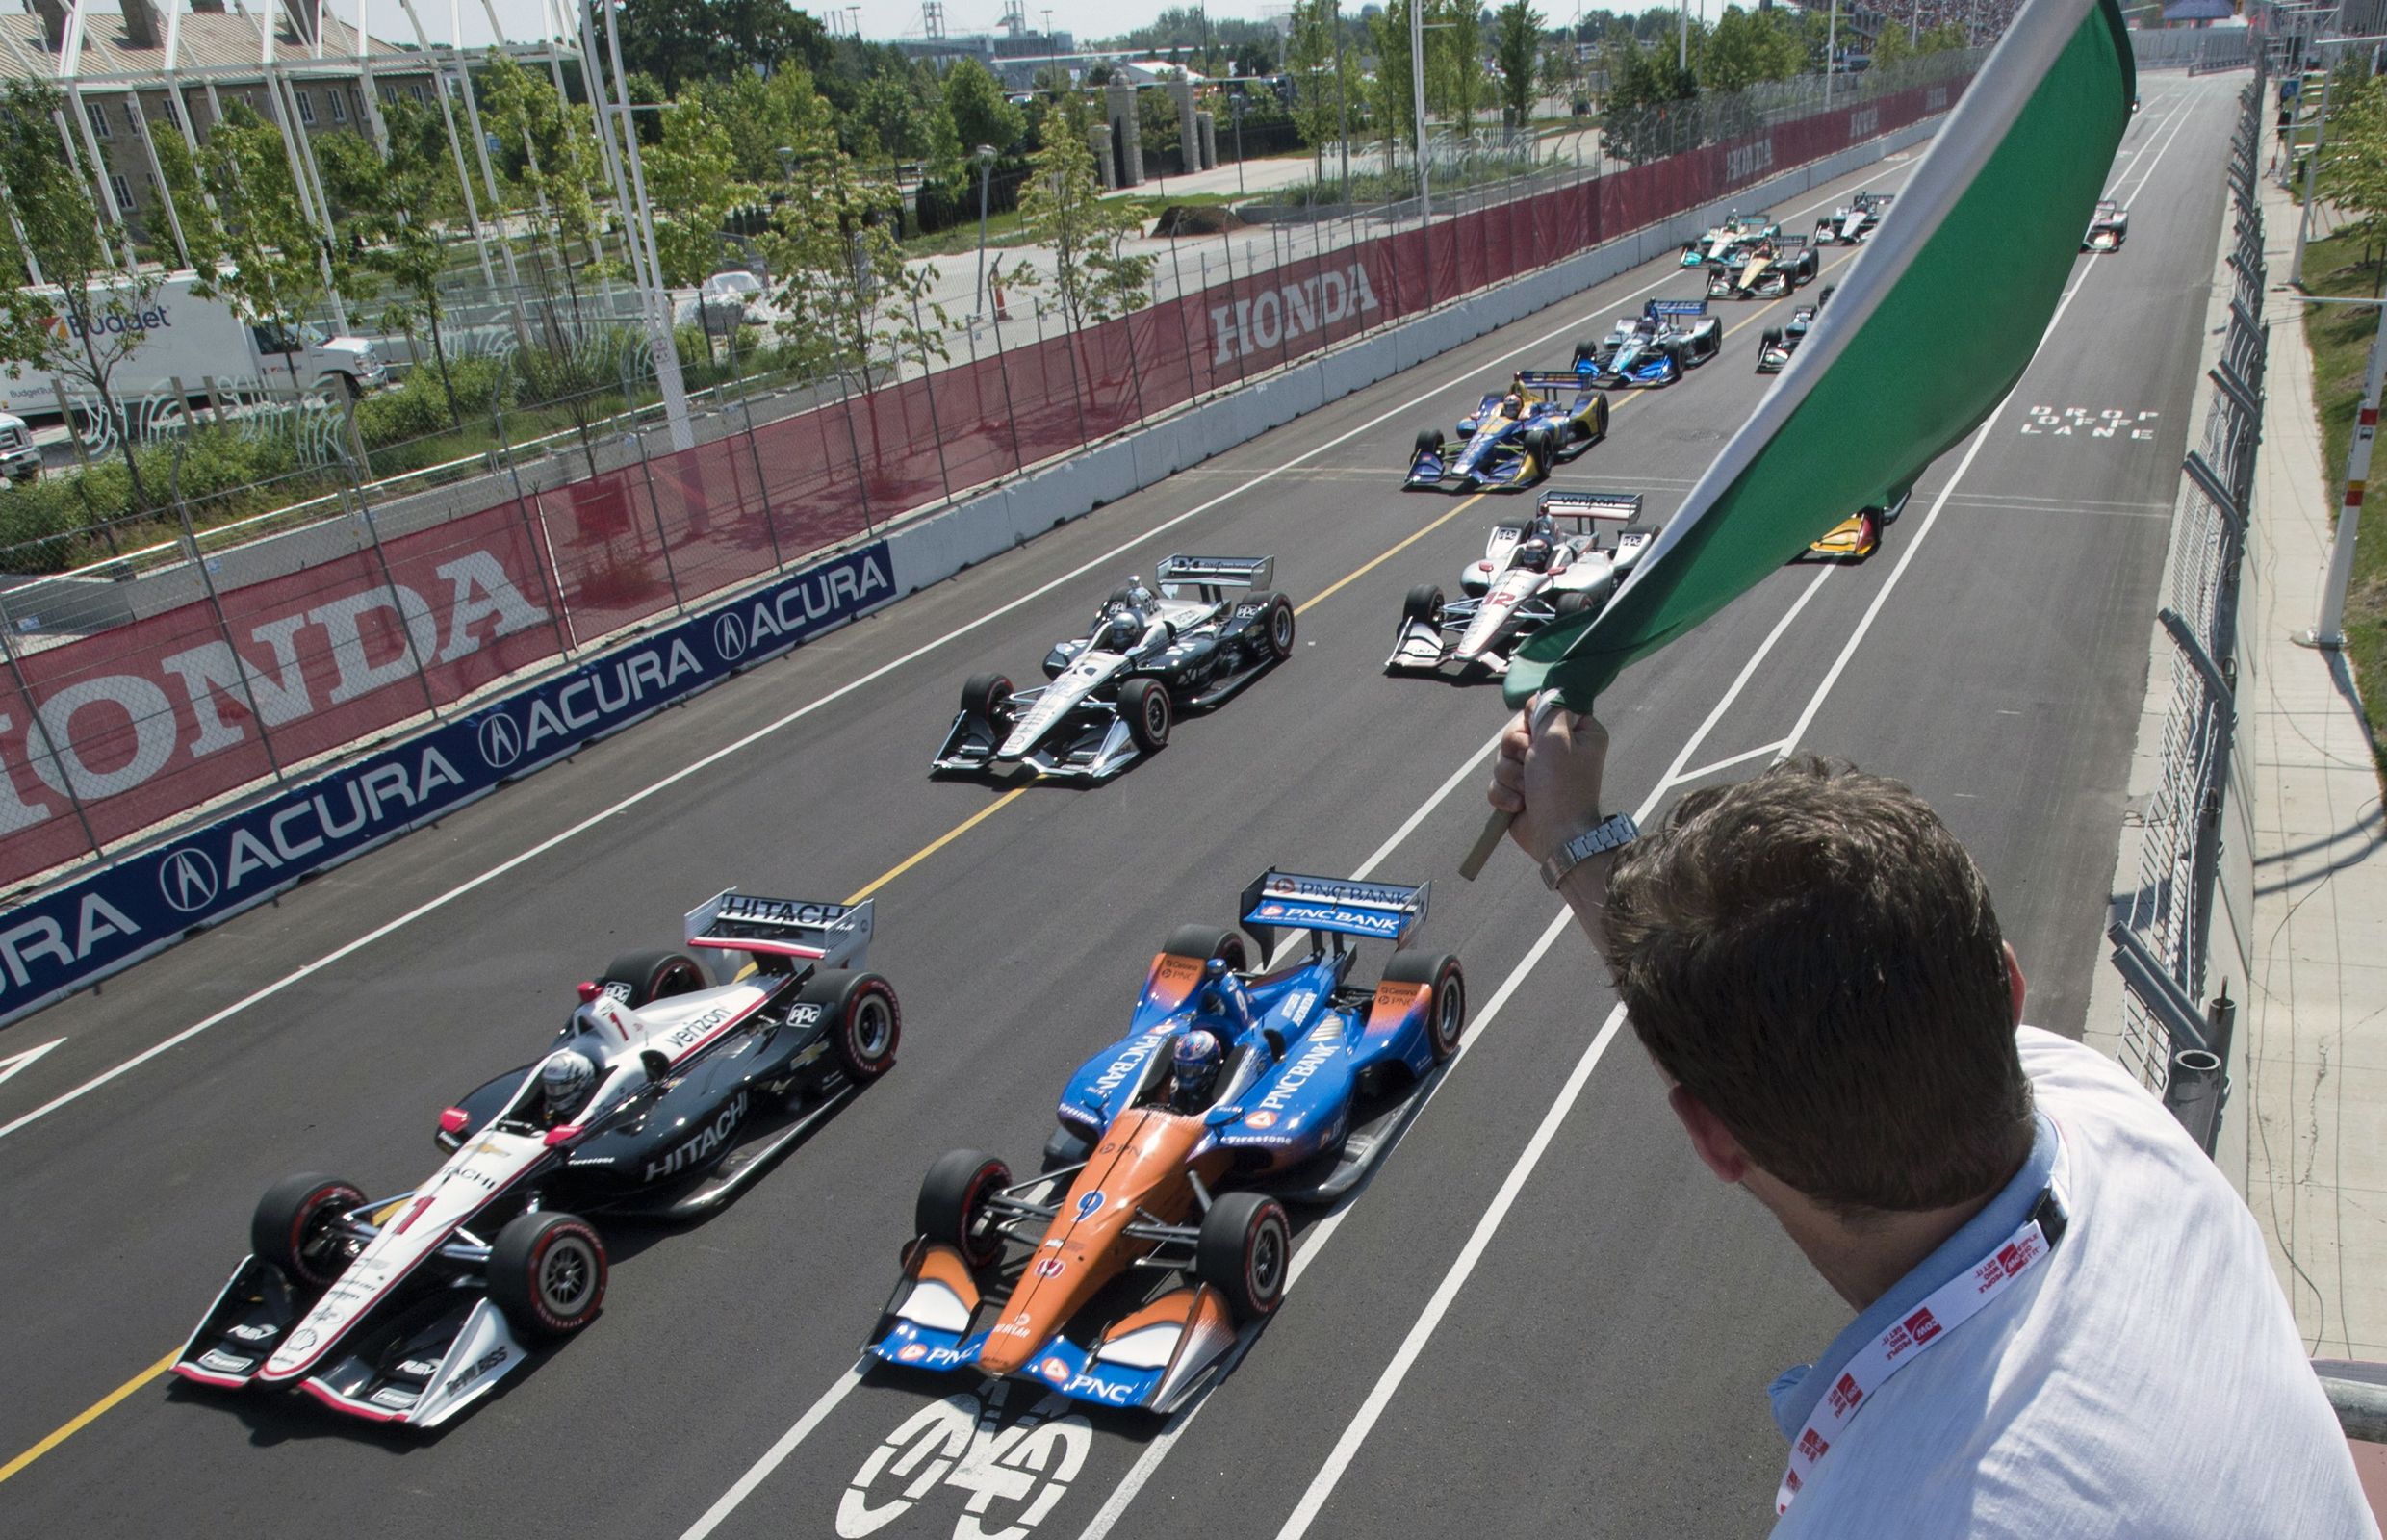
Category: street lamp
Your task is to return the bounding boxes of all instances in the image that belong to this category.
[971,143,998,322]
[1232,92,1246,194]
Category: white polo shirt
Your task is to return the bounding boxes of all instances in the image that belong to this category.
[1767,1028,2376,1538]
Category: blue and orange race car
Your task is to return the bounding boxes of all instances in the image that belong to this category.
[866,871,1466,1413]
[1404,372,1611,491]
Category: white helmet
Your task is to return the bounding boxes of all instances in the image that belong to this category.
[540,1049,597,1116]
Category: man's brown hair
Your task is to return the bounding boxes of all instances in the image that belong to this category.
[1604,757,2032,1214]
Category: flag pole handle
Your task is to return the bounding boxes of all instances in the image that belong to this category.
[1459,693,1566,881]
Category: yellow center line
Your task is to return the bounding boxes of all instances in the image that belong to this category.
[0,1350,177,1486]
[0,248,1869,1497]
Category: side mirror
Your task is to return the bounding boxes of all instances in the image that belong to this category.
[1263,1027,1287,1059]
[641,1049,672,1084]
[1204,1104,1242,1127]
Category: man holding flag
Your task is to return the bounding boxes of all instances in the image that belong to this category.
[1475,0,2379,1527]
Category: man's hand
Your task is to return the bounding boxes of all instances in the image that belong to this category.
[1488,701,1611,866]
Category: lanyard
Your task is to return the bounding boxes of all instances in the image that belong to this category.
[1775,1153,2071,1518]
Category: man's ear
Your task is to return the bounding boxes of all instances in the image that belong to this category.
[1667,1085,1751,1185]
[2004,941,2028,1029]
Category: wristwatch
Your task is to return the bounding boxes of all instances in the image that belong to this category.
[1539,812,1640,891]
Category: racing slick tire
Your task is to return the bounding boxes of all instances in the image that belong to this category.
[1572,339,1602,370]
[488,1211,608,1339]
[1196,1192,1292,1323]
[1401,584,1445,628]
[1413,427,1444,456]
[1522,426,1557,473]
[251,1172,366,1290]
[1161,924,1250,973]
[1247,591,1296,663]
[1120,678,1172,753]
[918,1149,1012,1269]
[1760,326,1784,351]
[799,968,903,1081]
[962,672,1015,734]
[1551,590,1593,620]
[599,949,711,1007]
[1384,949,1467,1063]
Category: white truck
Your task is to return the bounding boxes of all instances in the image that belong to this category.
[0,270,388,418]
[0,412,39,483]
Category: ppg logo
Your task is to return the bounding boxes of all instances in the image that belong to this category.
[475,710,524,771]
[158,847,220,912]
[713,612,748,662]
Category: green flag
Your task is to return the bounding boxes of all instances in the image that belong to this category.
[1504,0,2136,710]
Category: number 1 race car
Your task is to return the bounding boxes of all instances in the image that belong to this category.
[1680,210,1781,268]
[1757,284,1835,373]
[1386,491,1654,678]
[2083,199,2128,252]
[1403,372,1612,491]
[932,556,1296,783]
[1575,300,1723,388]
[1707,234,1820,300]
[1813,190,1892,245]
[173,891,901,1428]
[867,872,1466,1414]
[1805,488,1913,561]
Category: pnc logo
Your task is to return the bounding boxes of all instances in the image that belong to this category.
[475,710,524,770]
[158,847,221,912]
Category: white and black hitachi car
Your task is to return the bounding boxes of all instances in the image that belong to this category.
[1386,491,1655,678]
[931,555,1296,782]
[172,890,900,1428]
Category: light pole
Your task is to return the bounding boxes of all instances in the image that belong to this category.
[1413,0,1431,219]
[971,143,997,322]
[1332,0,1351,200]
[1825,0,1838,107]
[1232,92,1246,193]
[1679,0,1689,72]
[2297,295,2387,651]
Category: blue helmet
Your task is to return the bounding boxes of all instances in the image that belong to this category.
[1169,1027,1228,1113]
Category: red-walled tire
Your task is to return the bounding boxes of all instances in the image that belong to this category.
[250,1172,365,1290]
[1196,1193,1291,1323]
[488,1212,607,1339]
[917,1149,1012,1270]
[801,969,902,1081]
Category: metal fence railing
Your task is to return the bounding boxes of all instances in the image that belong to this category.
[2105,62,2269,1153]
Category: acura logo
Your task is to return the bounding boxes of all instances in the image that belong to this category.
[158,847,220,912]
[712,612,748,662]
[476,710,524,771]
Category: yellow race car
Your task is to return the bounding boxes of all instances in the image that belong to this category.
[1806,489,1912,561]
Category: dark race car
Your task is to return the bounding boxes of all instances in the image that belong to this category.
[1757,284,1835,373]
[1814,190,1892,245]
[933,556,1296,782]
[1680,210,1781,269]
[867,872,1466,1414]
[2083,199,2128,252]
[1575,299,1723,388]
[1404,372,1612,491]
[1707,234,1820,300]
[173,891,900,1428]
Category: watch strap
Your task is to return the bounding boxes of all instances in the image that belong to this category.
[1540,811,1640,889]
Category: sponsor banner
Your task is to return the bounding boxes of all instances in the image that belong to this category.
[0,542,893,1029]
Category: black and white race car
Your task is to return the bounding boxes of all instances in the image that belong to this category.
[1386,491,1655,678]
[1814,190,1892,245]
[173,891,900,1428]
[2083,199,2128,252]
[933,556,1296,782]
[1757,284,1834,373]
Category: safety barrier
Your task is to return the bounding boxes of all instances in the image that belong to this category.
[0,72,1971,913]
[2104,64,2268,1151]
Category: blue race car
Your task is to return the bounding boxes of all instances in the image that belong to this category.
[1404,372,1611,491]
[866,871,1466,1414]
[1575,299,1724,388]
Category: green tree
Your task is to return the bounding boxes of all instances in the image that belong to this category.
[1494,0,1545,129]
[1426,0,1486,136]
[0,82,165,514]
[757,132,945,390]
[165,101,338,402]
[1701,5,1790,94]
[643,93,757,289]
[1600,32,1696,163]
[314,102,473,431]
[1370,0,1420,167]
[2318,67,2387,253]
[1287,0,1358,175]
[943,60,1025,160]
[1871,21,1914,70]
[1017,94,1152,330]
[617,0,829,92]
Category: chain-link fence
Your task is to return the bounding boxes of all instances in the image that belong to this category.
[0,63,1974,902]
[2105,64,2269,1153]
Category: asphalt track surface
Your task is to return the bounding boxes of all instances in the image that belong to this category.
[0,76,2237,1539]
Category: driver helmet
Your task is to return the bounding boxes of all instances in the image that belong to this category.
[1168,1026,1229,1114]
[1501,393,1523,419]
[1098,603,1146,654]
[539,1048,597,1123]
[1516,536,1554,573]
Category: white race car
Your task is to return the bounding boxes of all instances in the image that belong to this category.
[1386,492,1655,678]
[933,556,1296,781]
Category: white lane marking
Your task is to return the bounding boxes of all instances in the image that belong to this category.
[1270,83,2222,1539]
[662,156,1924,1538]
[678,1362,869,1540]
[1676,739,1793,784]
[0,162,1913,1149]
[0,1037,63,1090]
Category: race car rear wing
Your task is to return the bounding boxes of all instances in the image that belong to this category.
[1514,370,1597,393]
[683,889,873,971]
[1156,554,1274,602]
[1537,490,1643,524]
[1776,234,1810,250]
[1647,299,1709,319]
[1239,869,1429,953]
